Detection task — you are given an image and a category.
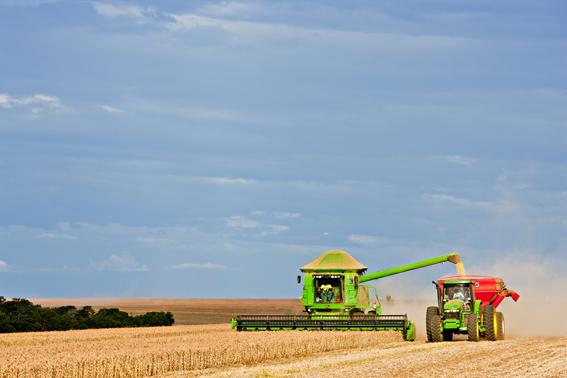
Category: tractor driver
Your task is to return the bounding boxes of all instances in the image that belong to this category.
[446,286,466,301]
[450,286,466,301]
[453,290,465,301]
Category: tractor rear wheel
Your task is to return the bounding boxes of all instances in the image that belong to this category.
[484,305,497,341]
[425,306,439,342]
[429,314,443,342]
[467,314,479,342]
[496,312,505,340]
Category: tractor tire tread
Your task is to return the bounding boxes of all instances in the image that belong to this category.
[484,305,497,341]
[429,314,443,342]
[467,313,479,342]
[496,312,505,340]
[425,306,439,342]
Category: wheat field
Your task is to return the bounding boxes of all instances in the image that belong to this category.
[0,324,402,378]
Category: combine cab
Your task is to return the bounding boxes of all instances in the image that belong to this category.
[233,249,463,341]
[426,275,520,342]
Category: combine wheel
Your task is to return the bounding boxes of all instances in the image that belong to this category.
[483,305,497,341]
[425,306,439,342]
[467,314,480,342]
[429,314,443,342]
[496,312,505,340]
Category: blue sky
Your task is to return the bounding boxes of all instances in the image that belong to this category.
[0,0,566,298]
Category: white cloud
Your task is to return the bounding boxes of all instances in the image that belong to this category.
[226,215,290,236]
[250,211,302,219]
[226,215,261,229]
[37,232,77,240]
[172,262,226,270]
[438,155,476,166]
[206,177,251,185]
[92,2,153,20]
[0,92,64,113]
[274,212,302,219]
[348,234,388,246]
[197,1,256,17]
[0,0,62,6]
[99,104,124,113]
[0,260,11,272]
[259,224,290,236]
[422,193,493,208]
[166,12,470,49]
[88,254,148,272]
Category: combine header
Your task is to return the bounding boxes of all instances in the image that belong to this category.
[233,249,462,340]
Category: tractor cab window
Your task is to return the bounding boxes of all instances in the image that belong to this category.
[444,284,472,302]
[314,275,343,303]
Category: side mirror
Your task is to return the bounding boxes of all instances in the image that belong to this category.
[297,275,301,284]
[431,280,438,287]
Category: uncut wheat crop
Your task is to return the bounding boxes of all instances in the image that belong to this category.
[0,324,402,377]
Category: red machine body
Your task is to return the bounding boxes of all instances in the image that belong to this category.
[438,275,520,308]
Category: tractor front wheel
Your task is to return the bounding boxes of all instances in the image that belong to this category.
[467,314,480,342]
[496,312,505,340]
[443,329,453,341]
[429,314,443,342]
[484,305,497,341]
[425,306,439,342]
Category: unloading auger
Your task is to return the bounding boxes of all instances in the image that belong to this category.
[232,249,462,341]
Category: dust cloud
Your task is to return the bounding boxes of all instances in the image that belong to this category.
[477,255,567,337]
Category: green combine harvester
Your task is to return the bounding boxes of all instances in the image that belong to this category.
[233,249,462,340]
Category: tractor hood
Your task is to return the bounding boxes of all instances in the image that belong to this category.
[444,299,464,312]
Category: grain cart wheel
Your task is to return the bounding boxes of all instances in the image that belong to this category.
[467,314,480,342]
[496,312,505,340]
[483,305,497,341]
[425,306,439,342]
[429,314,443,342]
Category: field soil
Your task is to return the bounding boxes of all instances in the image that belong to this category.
[177,337,567,378]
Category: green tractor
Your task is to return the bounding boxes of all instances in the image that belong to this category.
[426,275,520,342]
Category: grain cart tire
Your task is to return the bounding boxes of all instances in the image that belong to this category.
[429,314,443,342]
[496,312,505,340]
[483,305,497,341]
[467,314,480,342]
[425,306,439,342]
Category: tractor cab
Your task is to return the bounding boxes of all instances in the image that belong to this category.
[442,282,474,312]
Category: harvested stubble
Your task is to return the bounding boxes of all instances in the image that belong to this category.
[0,324,402,378]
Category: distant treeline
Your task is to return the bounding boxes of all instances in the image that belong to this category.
[0,297,174,333]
